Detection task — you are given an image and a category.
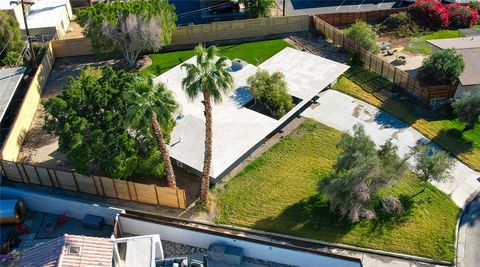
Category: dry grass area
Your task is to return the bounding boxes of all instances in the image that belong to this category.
[217,119,459,261]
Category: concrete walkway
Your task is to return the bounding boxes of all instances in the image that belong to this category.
[302,90,480,208]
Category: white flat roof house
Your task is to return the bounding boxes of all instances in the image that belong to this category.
[427,37,480,98]
[155,47,349,182]
[0,0,72,40]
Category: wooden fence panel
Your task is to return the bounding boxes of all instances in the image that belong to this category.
[128,182,138,201]
[113,180,132,201]
[55,170,77,191]
[92,176,104,195]
[75,173,98,195]
[133,183,159,205]
[156,187,187,209]
[1,161,23,182]
[35,166,54,186]
[23,165,40,185]
[100,176,118,199]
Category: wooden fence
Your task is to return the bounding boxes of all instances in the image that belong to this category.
[52,15,310,58]
[1,42,56,161]
[316,8,406,27]
[312,16,456,101]
[0,160,187,209]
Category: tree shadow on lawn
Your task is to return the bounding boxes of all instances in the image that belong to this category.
[251,193,416,244]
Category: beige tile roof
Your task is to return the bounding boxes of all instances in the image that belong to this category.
[17,234,113,267]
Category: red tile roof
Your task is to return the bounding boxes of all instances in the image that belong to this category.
[17,234,113,267]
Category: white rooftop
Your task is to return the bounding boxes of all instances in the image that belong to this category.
[0,67,26,122]
[155,47,349,180]
[17,0,69,30]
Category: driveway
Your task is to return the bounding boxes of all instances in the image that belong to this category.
[302,89,480,208]
[458,195,480,267]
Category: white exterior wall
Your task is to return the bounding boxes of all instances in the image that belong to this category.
[454,84,480,98]
[119,216,361,267]
[1,187,124,225]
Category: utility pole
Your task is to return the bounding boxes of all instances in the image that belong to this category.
[10,0,37,68]
[283,0,285,16]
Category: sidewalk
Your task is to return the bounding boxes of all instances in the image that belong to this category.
[302,89,480,208]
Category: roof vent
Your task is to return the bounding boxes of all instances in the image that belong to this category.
[68,245,81,255]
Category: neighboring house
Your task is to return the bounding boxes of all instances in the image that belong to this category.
[427,37,480,98]
[17,234,114,267]
[157,47,349,183]
[0,67,26,150]
[0,0,72,40]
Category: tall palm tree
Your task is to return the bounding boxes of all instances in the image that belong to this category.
[181,45,234,201]
[126,75,179,188]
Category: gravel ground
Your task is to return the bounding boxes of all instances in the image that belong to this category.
[161,240,297,267]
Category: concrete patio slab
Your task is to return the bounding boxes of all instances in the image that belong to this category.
[302,89,480,208]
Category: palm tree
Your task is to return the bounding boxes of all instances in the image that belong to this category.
[126,75,179,188]
[181,44,234,201]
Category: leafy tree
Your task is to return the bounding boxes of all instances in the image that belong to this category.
[125,75,179,188]
[446,4,479,28]
[241,0,275,18]
[181,45,234,202]
[0,10,24,63]
[320,124,407,222]
[76,0,177,68]
[408,0,449,30]
[346,20,379,53]
[247,69,293,118]
[43,66,167,180]
[452,90,480,130]
[1,51,21,67]
[378,12,422,38]
[417,49,464,86]
[411,144,455,192]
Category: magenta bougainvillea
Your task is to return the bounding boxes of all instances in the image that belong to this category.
[446,4,479,28]
[408,0,449,30]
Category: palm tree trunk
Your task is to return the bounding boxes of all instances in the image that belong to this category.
[151,113,176,188]
[200,90,213,201]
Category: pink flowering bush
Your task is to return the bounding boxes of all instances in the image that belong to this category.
[408,0,449,30]
[446,4,479,28]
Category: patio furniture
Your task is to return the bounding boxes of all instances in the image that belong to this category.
[384,49,397,56]
[81,214,105,230]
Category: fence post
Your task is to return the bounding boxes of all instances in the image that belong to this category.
[53,170,61,188]
[46,168,55,187]
[176,189,181,209]
[133,182,138,201]
[126,181,132,200]
[91,175,99,195]
[154,186,160,205]
[71,172,80,191]
[19,163,29,184]
[98,176,105,196]
[33,166,43,186]
[112,179,119,199]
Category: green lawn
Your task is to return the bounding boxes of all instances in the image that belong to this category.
[404,30,464,55]
[141,39,292,76]
[216,120,460,261]
[333,66,480,171]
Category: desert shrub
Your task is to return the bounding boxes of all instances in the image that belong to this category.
[378,12,422,38]
[1,51,21,67]
[446,4,479,28]
[408,0,449,30]
[346,20,379,53]
[417,48,464,86]
[452,90,480,130]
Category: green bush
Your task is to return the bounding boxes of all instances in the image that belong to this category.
[1,51,22,67]
[452,90,480,130]
[241,0,275,18]
[247,69,293,118]
[417,48,464,86]
[346,20,379,53]
[378,12,422,38]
